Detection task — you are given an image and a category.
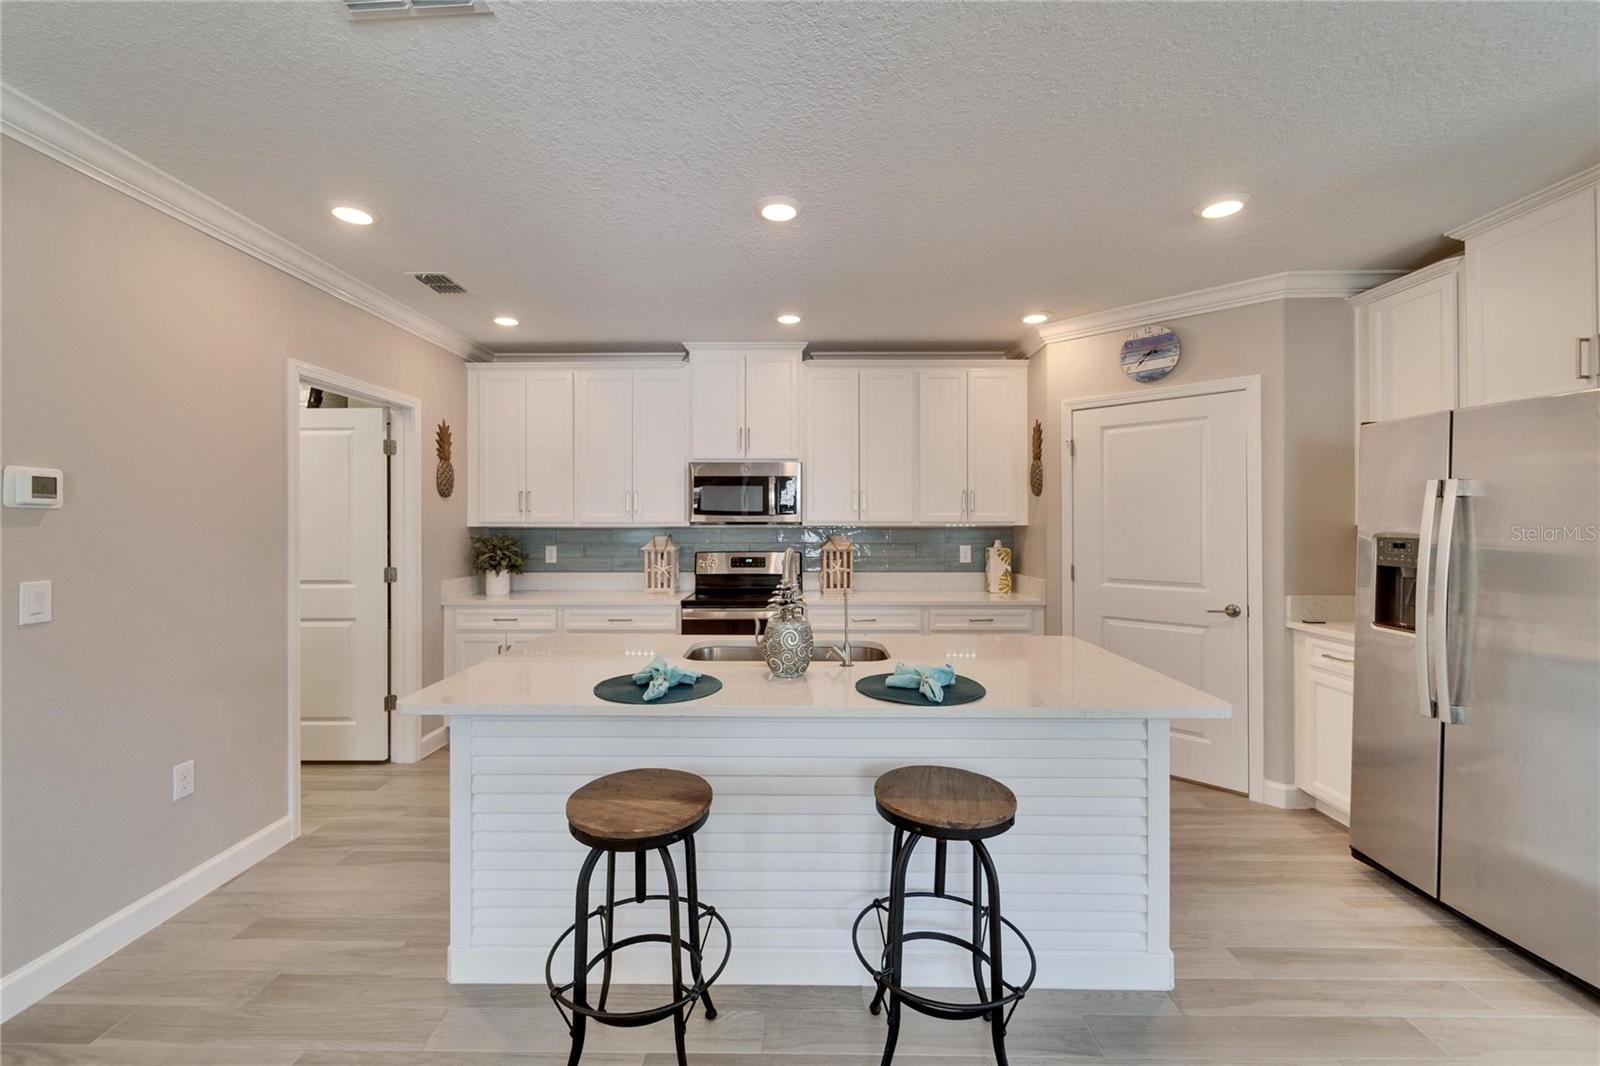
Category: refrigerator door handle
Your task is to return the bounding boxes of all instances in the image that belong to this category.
[1415,479,1442,718]
[1432,478,1480,724]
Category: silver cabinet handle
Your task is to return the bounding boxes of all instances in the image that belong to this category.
[606,618,633,623]
[491,617,518,622]
[1415,479,1441,718]
[969,489,976,515]
[1321,653,1354,664]
[855,617,877,623]
[969,617,995,624]
[1579,337,1594,380]
[1206,604,1242,618]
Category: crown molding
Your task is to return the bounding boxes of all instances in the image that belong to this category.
[1026,269,1403,349]
[1,84,493,362]
[1347,255,1462,306]
[683,341,808,355]
[1445,165,1599,242]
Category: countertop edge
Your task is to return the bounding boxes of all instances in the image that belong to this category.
[397,702,1231,720]
[1286,620,1356,642]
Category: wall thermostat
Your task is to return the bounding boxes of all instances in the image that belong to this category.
[3,466,64,508]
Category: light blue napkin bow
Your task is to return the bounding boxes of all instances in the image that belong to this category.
[885,662,958,703]
[632,655,703,702]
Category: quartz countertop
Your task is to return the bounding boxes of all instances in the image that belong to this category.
[444,589,1043,609]
[398,633,1231,720]
[807,590,1044,609]
[1287,620,1356,642]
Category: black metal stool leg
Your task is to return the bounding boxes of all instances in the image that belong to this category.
[683,834,718,1020]
[974,840,1009,1066]
[970,841,988,1017]
[869,828,905,1017]
[598,851,616,1012]
[567,847,602,1066]
[658,846,689,1066]
[879,831,921,1066]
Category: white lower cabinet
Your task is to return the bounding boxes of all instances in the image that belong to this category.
[560,605,678,633]
[1293,631,1355,823]
[808,603,1043,636]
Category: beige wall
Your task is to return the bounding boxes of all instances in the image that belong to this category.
[1016,298,1355,784]
[1,144,471,973]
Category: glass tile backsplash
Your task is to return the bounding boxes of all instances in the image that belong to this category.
[474,526,1018,573]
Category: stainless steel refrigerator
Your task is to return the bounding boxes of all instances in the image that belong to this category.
[1350,389,1599,988]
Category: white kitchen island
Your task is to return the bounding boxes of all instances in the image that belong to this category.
[398,633,1229,991]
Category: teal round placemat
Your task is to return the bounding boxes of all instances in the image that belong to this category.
[854,674,986,706]
[593,674,723,705]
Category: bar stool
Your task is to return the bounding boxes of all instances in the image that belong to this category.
[852,765,1037,1066]
[545,768,730,1066]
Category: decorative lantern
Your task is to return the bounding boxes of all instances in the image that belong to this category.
[641,535,678,592]
[820,534,855,593]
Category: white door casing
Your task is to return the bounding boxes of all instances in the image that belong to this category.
[297,407,388,762]
[1070,390,1252,792]
[859,368,918,524]
[631,368,689,524]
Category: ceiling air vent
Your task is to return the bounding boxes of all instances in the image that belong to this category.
[342,0,490,21]
[411,273,467,295]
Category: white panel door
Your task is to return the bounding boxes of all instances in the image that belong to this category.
[1463,186,1599,405]
[859,368,918,524]
[631,368,689,524]
[917,369,969,523]
[1071,390,1250,791]
[298,408,388,762]
[689,350,745,458]
[744,350,800,458]
[804,368,861,522]
[524,371,575,524]
[471,370,527,525]
[574,369,635,524]
[967,367,1024,524]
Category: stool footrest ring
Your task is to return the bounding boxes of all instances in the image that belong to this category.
[545,892,731,1029]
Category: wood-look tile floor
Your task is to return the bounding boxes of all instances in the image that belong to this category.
[5,752,1596,1064]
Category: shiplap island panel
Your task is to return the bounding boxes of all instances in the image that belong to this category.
[398,634,1229,991]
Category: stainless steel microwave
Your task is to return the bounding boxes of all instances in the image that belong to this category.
[688,461,802,524]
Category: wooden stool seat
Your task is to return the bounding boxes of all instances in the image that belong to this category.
[874,765,1017,841]
[566,768,713,850]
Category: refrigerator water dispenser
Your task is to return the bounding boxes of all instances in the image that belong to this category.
[1373,534,1419,632]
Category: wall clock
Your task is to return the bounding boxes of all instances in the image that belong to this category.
[1120,324,1181,383]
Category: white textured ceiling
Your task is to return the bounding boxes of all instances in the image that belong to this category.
[3,1,1596,352]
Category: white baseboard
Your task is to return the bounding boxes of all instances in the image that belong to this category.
[1313,798,1351,827]
[449,945,1173,991]
[418,724,449,760]
[1261,778,1315,810]
[0,816,292,1021]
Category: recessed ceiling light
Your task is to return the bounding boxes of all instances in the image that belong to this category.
[1020,312,1050,325]
[776,314,802,325]
[1196,194,1250,220]
[493,316,519,327]
[758,196,799,223]
[331,205,377,225]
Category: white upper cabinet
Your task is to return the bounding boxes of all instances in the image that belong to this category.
[858,368,918,524]
[687,344,802,459]
[966,367,1026,524]
[575,367,690,525]
[1353,258,1460,423]
[803,368,861,523]
[470,368,574,526]
[630,369,689,524]
[1455,180,1599,406]
[917,369,972,524]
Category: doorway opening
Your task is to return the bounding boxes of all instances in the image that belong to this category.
[1061,376,1265,802]
[285,361,434,839]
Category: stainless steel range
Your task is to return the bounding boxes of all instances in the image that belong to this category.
[678,551,786,636]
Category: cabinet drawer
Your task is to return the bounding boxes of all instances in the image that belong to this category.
[454,608,559,632]
[808,606,923,633]
[561,606,678,633]
[1304,638,1355,678]
[927,607,1036,633]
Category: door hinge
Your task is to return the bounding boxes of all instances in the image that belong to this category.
[1067,438,1076,458]
[384,693,398,712]
[383,566,399,583]
[1070,563,1075,581]
[382,438,397,456]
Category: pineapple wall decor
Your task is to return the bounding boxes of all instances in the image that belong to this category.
[435,421,456,498]
[1029,420,1044,497]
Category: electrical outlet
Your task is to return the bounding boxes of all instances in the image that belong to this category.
[959,544,972,564]
[173,760,195,801]
[545,545,558,564]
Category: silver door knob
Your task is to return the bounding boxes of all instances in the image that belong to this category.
[1207,604,1242,618]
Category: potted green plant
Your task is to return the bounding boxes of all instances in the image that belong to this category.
[472,533,527,597]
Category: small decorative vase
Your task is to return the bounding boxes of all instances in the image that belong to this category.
[763,605,814,678]
[484,570,512,597]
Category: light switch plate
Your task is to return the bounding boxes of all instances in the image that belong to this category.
[173,760,195,801]
[959,545,972,564]
[19,580,51,625]
[545,545,558,564]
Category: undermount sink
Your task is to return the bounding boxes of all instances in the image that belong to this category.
[683,640,891,664]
